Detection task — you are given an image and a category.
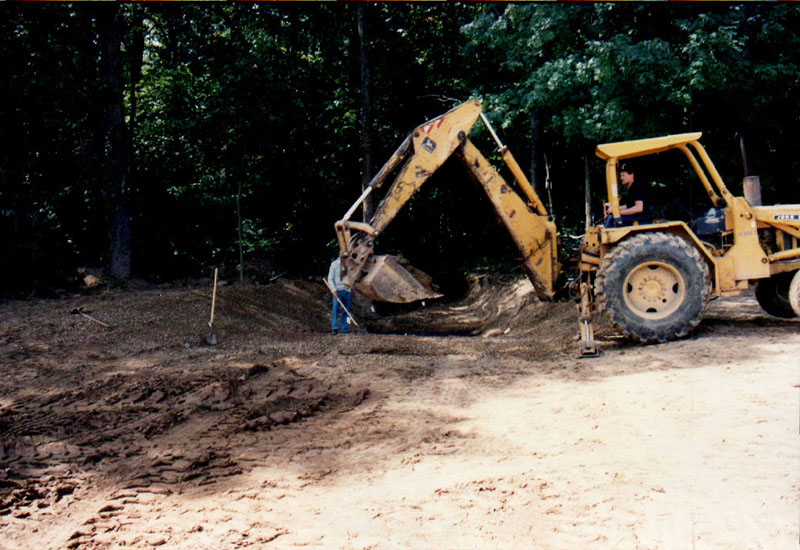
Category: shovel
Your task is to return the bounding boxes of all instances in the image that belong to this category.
[70,307,113,329]
[205,268,219,345]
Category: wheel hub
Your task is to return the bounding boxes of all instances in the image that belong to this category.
[639,276,666,301]
[623,262,686,320]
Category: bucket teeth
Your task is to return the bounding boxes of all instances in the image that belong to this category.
[354,255,441,304]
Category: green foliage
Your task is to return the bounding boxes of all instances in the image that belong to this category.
[1,3,798,295]
[463,3,799,229]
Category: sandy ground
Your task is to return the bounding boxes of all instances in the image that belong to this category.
[1,276,798,549]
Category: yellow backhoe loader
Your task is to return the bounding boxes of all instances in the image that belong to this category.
[334,99,800,354]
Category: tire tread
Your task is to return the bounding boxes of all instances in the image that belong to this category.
[596,232,711,344]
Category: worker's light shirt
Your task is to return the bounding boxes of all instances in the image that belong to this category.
[327,258,349,292]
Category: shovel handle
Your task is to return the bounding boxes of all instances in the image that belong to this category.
[209,268,218,326]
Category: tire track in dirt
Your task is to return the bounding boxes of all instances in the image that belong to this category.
[1,351,369,549]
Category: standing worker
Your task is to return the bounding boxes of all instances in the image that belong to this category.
[327,256,353,334]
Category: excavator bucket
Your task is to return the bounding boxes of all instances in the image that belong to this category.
[353,255,442,304]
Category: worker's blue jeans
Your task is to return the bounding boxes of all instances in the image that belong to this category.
[331,290,353,333]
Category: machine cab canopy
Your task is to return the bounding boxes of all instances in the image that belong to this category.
[595,132,703,161]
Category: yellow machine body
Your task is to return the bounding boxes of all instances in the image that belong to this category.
[335,99,560,304]
[583,133,800,291]
[334,101,799,353]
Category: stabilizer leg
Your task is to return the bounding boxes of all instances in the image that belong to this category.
[577,278,600,357]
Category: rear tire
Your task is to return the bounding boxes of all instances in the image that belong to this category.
[596,233,712,344]
[755,272,798,318]
[790,271,800,317]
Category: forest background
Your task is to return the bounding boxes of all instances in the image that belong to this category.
[2,3,798,297]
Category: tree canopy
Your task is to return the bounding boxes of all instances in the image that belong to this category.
[2,3,798,296]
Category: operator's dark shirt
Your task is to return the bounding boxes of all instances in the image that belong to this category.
[622,180,646,211]
[604,179,649,228]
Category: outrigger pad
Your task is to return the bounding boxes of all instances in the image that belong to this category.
[354,255,442,304]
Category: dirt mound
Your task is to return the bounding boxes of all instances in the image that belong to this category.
[362,273,579,344]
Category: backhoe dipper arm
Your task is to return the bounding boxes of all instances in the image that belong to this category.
[455,139,560,299]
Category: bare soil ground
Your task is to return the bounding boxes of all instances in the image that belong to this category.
[1,276,798,549]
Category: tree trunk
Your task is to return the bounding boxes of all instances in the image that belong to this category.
[99,5,131,280]
[584,155,592,231]
[127,7,144,176]
[529,110,541,200]
[357,4,374,222]
[237,178,244,283]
